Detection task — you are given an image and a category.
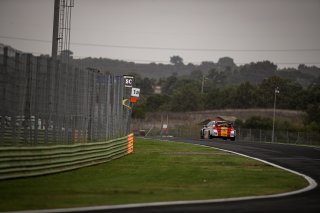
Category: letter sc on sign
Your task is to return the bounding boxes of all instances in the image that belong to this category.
[123,75,134,88]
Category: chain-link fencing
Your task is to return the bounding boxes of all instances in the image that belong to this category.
[235,128,320,146]
[133,122,320,146]
[0,45,131,146]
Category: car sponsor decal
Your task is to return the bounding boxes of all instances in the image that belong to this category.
[221,127,228,137]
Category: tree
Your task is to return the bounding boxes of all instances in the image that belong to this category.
[257,76,305,109]
[170,55,184,66]
[167,80,203,111]
[127,73,155,97]
[189,70,203,81]
[305,84,320,126]
[243,116,273,129]
[298,64,320,78]
[132,102,146,119]
[146,94,170,112]
[232,82,257,108]
[139,77,154,97]
[161,74,178,95]
[203,85,238,109]
[206,68,226,90]
[257,76,288,108]
[239,61,278,83]
[217,57,236,72]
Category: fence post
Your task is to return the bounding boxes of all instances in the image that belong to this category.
[87,71,95,142]
[259,129,262,143]
[44,57,53,144]
[23,54,32,144]
[32,56,43,144]
[11,52,18,145]
[0,47,8,144]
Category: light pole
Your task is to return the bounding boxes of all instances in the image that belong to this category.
[51,0,60,59]
[201,75,207,93]
[272,87,280,143]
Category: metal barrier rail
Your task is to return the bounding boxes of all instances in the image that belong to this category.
[0,134,134,180]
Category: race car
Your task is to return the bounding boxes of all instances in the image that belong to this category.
[200,120,236,141]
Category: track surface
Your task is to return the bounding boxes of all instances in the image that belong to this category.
[35,138,320,213]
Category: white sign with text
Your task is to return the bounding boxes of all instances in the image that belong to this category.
[131,88,140,97]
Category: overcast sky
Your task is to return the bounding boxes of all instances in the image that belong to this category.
[1,0,320,68]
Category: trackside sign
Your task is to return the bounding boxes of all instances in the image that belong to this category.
[123,75,134,87]
[131,88,140,97]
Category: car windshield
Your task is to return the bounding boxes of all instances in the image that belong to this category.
[216,122,233,128]
[207,121,215,126]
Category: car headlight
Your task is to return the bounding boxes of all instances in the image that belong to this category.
[213,129,218,136]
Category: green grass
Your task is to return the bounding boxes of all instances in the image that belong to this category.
[0,138,308,211]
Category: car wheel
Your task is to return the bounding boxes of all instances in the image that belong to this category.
[200,129,204,139]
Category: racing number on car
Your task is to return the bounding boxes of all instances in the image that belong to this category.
[221,127,228,137]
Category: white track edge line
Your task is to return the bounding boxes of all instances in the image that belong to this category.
[5,139,318,213]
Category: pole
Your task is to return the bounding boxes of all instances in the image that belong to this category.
[201,75,205,93]
[51,0,60,59]
[272,87,279,143]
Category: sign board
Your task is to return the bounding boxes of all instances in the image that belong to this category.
[131,88,140,97]
[123,75,134,88]
[122,99,132,110]
[162,124,168,134]
[130,96,137,103]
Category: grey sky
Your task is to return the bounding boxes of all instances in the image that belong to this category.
[1,0,320,68]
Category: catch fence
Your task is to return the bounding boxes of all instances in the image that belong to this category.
[135,123,320,146]
[0,45,131,146]
[235,128,320,146]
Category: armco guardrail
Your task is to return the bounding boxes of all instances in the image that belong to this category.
[0,134,134,180]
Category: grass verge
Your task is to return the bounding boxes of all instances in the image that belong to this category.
[0,138,308,211]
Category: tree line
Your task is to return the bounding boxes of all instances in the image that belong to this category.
[70,54,320,131]
[73,56,320,87]
[131,71,320,132]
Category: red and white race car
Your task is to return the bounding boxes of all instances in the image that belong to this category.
[200,121,236,141]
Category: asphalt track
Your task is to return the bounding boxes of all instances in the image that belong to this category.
[16,138,320,213]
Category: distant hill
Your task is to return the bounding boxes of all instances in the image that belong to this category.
[72,56,320,87]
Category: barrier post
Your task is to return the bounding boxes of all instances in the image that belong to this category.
[128,133,134,154]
